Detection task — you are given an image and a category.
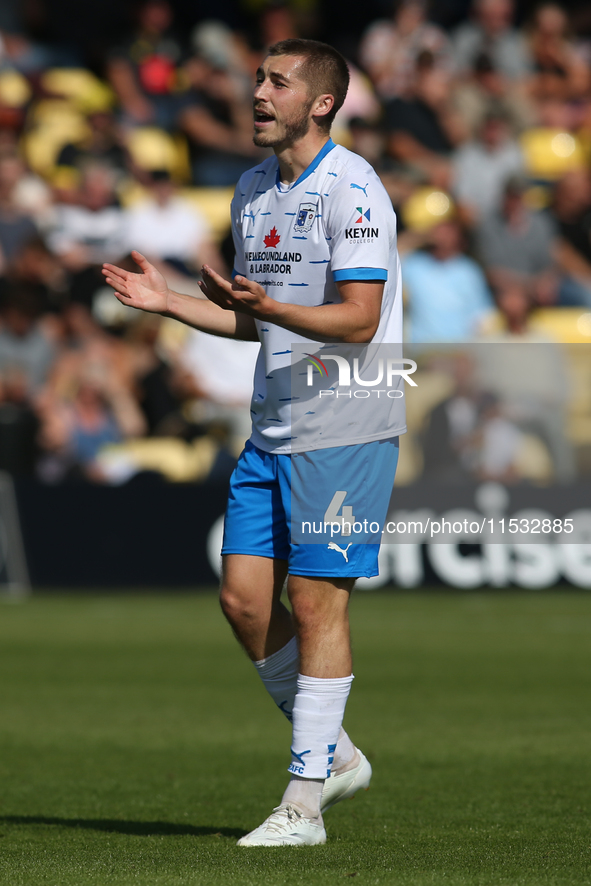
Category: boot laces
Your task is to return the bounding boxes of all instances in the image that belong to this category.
[263,804,304,834]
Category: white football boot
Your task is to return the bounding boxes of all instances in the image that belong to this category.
[320,748,372,813]
[237,803,327,847]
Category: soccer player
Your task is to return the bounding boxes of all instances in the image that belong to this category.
[103,38,404,847]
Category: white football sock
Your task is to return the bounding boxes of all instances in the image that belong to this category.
[253,636,299,722]
[253,641,356,770]
[289,674,354,781]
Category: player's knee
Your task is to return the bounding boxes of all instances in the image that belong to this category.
[289,592,323,634]
[219,584,241,621]
[219,584,257,628]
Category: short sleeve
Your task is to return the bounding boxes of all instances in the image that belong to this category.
[230,193,247,278]
[324,171,395,283]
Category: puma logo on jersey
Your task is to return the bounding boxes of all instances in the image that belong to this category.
[327,542,352,562]
[350,182,369,196]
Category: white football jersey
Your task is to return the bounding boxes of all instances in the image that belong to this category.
[231,140,405,453]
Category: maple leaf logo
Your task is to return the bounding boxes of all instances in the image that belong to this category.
[264,226,281,248]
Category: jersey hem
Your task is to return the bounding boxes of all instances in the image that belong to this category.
[249,425,407,455]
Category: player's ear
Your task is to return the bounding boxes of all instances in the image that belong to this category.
[312,93,334,122]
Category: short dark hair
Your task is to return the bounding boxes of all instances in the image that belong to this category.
[268,39,349,131]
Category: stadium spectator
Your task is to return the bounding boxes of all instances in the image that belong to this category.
[36,358,146,483]
[422,355,528,485]
[258,3,299,49]
[56,110,130,182]
[0,152,38,273]
[6,235,68,315]
[452,0,533,80]
[0,147,54,233]
[550,169,591,307]
[451,52,536,139]
[0,285,56,392]
[421,351,481,482]
[0,27,52,75]
[46,303,136,409]
[452,112,524,222]
[125,313,189,437]
[481,275,560,343]
[383,51,466,186]
[180,329,259,452]
[35,301,145,482]
[48,163,125,272]
[359,0,450,100]
[527,4,590,99]
[179,50,261,186]
[106,0,188,130]
[474,175,559,305]
[477,280,576,482]
[0,364,39,476]
[402,218,493,341]
[123,170,224,276]
[347,118,385,169]
[472,391,524,483]
[331,63,381,143]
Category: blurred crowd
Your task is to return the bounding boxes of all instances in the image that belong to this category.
[0,0,590,486]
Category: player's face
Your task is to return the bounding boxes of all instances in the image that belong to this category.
[253,55,315,148]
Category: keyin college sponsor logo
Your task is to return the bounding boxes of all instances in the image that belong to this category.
[346,204,378,241]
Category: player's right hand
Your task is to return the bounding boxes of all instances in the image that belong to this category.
[102,251,169,314]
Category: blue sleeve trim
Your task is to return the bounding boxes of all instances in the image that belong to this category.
[232,268,239,279]
[333,267,388,282]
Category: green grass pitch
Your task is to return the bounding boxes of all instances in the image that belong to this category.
[0,590,590,886]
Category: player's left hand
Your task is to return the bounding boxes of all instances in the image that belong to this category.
[199,265,272,317]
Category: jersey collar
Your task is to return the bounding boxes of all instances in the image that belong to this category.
[275,138,336,192]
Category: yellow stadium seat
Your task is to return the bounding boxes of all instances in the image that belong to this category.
[520,128,586,181]
[116,178,150,208]
[0,69,31,108]
[180,187,234,239]
[126,127,184,177]
[22,100,90,175]
[481,307,591,344]
[514,434,554,482]
[41,68,114,114]
[51,165,82,190]
[530,307,591,343]
[564,343,591,445]
[401,187,455,231]
[99,436,218,483]
[28,98,87,129]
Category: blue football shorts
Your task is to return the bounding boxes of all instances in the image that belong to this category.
[221,437,399,577]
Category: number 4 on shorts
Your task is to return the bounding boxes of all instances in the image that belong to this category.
[324,491,355,537]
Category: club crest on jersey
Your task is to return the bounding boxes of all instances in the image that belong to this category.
[355,207,371,223]
[294,202,317,233]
